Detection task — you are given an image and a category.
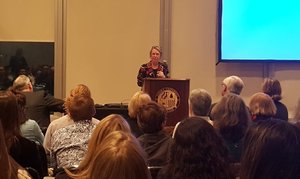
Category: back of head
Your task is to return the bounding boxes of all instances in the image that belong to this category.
[222,75,244,95]
[262,78,282,101]
[211,93,250,142]
[0,91,20,146]
[10,90,27,124]
[90,114,131,146]
[128,91,151,118]
[169,117,232,178]
[65,84,91,113]
[241,119,300,179]
[189,88,212,116]
[68,95,95,122]
[88,131,150,179]
[71,114,132,177]
[12,75,31,91]
[137,101,166,133]
[69,84,91,98]
[249,92,276,118]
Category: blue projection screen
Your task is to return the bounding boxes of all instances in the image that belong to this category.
[219,0,300,62]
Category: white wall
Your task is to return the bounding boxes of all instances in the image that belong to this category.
[65,0,160,104]
[0,0,54,41]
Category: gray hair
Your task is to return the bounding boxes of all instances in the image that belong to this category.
[223,76,244,95]
[189,88,212,116]
[12,75,31,91]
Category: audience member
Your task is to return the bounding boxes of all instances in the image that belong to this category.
[189,88,212,124]
[12,75,65,131]
[12,90,44,145]
[67,114,132,178]
[0,121,31,179]
[262,78,288,121]
[240,119,300,179]
[209,75,244,118]
[137,46,169,87]
[48,95,96,169]
[128,91,152,137]
[137,101,172,166]
[158,117,233,179]
[0,90,48,178]
[249,92,277,122]
[221,75,244,96]
[210,93,250,164]
[44,84,98,156]
[70,131,151,179]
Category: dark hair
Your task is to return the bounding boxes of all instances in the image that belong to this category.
[164,117,233,179]
[10,90,27,124]
[137,101,166,133]
[211,93,250,142]
[68,95,95,122]
[262,78,282,101]
[0,91,20,148]
[240,119,300,179]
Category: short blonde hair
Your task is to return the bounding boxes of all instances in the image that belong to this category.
[249,92,276,117]
[128,91,151,118]
[12,75,31,91]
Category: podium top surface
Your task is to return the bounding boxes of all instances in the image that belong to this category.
[144,78,190,82]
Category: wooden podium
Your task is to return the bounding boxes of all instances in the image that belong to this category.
[142,78,190,126]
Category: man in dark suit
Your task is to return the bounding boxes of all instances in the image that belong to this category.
[12,75,65,132]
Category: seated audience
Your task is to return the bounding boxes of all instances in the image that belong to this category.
[249,92,277,122]
[12,90,44,145]
[44,84,99,156]
[128,91,152,137]
[158,117,233,179]
[240,119,300,179]
[12,75,65,131]
[188,88,212,124]
[48,95,97,169]
[0,90,47,178]
[70,131,151,179]
[67,114,131,178]
[209,75,244,118]
[210,93,250,163]
[262,78,288,121]
[0,119,31,179]
[137,101,172,166]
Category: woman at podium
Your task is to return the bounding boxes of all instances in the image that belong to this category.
[137,46,169,87]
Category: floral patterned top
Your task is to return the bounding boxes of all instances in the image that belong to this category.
[137,61,169,87]
[50,120,96,168]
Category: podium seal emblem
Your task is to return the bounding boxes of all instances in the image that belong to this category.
[155,87,180,112]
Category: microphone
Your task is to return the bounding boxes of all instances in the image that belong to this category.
[162,60,168,69]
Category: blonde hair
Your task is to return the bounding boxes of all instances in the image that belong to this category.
[128,91,151,118]
[67,114,131,178]
[249,92,276,117]
[12,75,31,91]
[87,131,151,179]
